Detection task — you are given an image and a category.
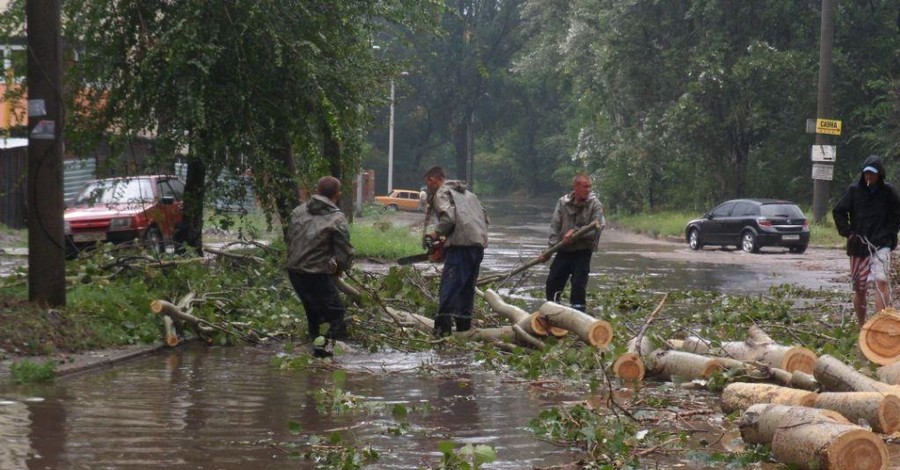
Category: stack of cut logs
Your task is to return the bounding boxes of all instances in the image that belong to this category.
[609,308,900,470]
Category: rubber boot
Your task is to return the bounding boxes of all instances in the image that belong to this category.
[455,317,472,333]
[433,314,453,337]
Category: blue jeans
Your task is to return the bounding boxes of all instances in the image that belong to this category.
[435,246,485,335]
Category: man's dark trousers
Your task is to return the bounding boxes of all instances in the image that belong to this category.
[435,245,485,335]
[288,271,347,340]
[546,249,592,312]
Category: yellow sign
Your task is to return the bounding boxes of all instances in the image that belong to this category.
[816,118,842,136]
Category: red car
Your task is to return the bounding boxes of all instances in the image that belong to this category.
[64,175,185,257]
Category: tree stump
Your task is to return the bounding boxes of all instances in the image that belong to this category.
[814,392,900,434]
[720,382,816,415]
[771,416,888,470]
[859,307,900,365]
[738,403,848,445]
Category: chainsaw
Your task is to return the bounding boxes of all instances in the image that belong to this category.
[397,233,444,265]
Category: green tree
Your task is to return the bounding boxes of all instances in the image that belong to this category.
[51,0,439,249]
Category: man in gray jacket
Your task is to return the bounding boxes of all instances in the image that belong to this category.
[285,176,354,356]
[424,166,489,337]
[540,174,605,313]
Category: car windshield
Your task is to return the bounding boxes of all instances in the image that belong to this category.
[760,204,805,218]
[72,178,155,206]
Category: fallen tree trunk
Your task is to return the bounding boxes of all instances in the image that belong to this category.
[646,350,724,381]
[859,307,900,365]
[483,289,556,338]
[537,302,612,349]
[814,354,900,394]
[771,415,889,470]
[720,383,817,415]
[738,403,849,445]
[670,329,817,374]
[814,392,900,434]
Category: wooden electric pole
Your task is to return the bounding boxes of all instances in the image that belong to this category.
[26,0,66,306]
[811,0,836,223]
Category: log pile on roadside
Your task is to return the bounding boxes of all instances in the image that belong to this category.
[602,308,900,469]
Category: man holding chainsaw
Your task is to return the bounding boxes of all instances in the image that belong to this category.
[833,154,900,327]
[539,174,605,313]
[423,166,489,337]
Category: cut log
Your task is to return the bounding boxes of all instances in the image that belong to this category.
[876,361,900,385]
[611,294,667,382]
[162,315,180,347]
[814,392,900,434]
[646,349,725,381]
[814,354,900,394]
[613,336,653,382]
[738,403,849,445]
[771,416,889,470]
[859,307,900,365]
[537,301,612,348]
[770,368,820,391]
[720,382,817,415]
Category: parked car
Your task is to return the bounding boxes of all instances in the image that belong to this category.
[64,175,185,257]
[374,189,426,212]
[684,198,810,253]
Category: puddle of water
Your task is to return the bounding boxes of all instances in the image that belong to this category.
[0,345,580,469]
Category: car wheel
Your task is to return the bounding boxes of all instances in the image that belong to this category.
[144,226,165,254]
[789,244,808,254]
[741,231,759,253]
[387,204,398,211]
[688,228,702,250]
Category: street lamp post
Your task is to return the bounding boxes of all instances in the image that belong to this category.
[388,79,395,195]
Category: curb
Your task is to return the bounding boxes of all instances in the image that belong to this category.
[0,343,168,384]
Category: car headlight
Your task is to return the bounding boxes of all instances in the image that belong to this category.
[109,217,134,230]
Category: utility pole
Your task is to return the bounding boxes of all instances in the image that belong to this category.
[26,0,66,306]
[811,0,836,223]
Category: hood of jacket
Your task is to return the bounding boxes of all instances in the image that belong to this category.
[443,180,468,193]
[306,194,339,215]
[563,191,600,207]
[858,154,887,186]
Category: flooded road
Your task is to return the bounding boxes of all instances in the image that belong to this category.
[0,197,860,469]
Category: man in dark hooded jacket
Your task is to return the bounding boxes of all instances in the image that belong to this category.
[285,176,354,356]
[833,155,900,327]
